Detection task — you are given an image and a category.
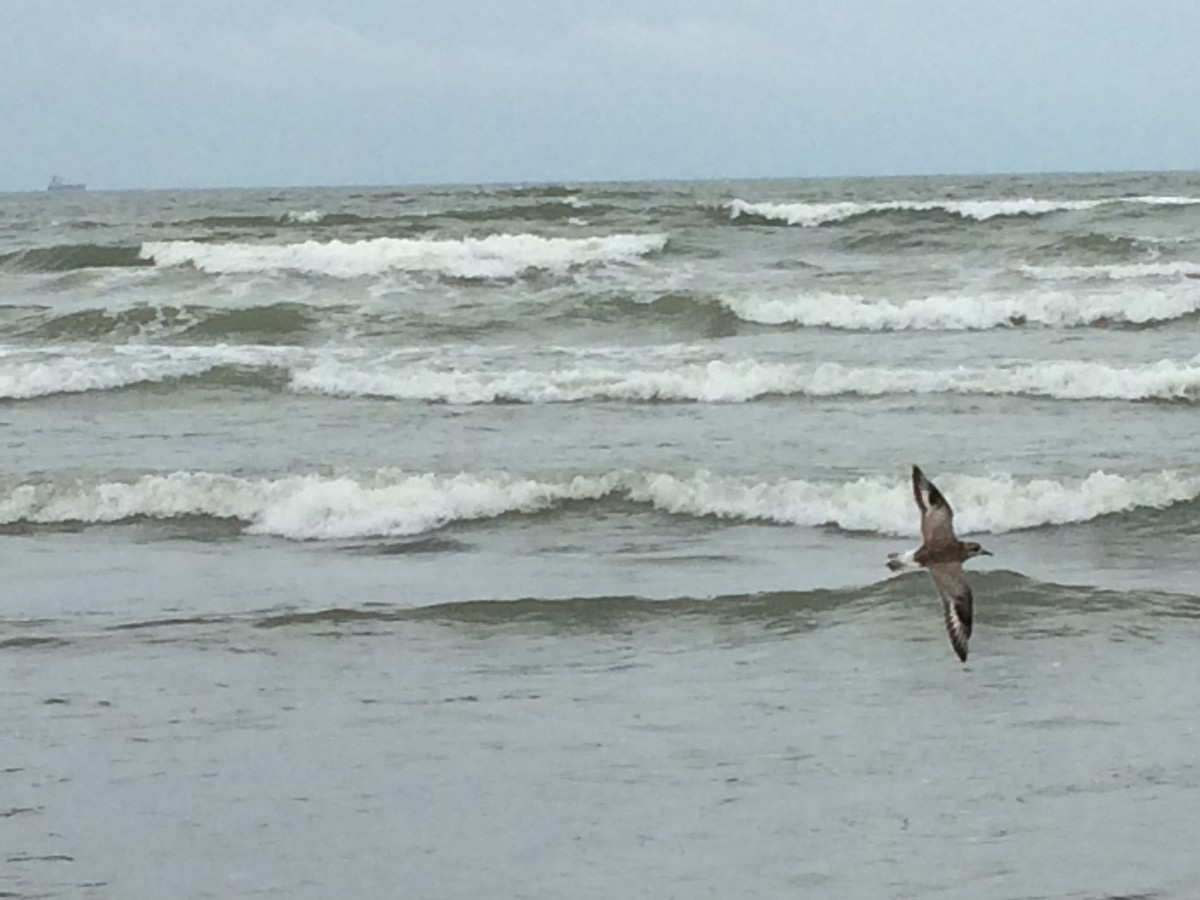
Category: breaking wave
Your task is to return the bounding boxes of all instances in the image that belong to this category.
[172,211,391,230]
[291,356,1200,404]
[283,209,324,224]
[430,198,602,223]
[0,244,150,272]
[725,195,1200,227]
[0,345,299,400]
[1021,261,1200,281]
[1030,232,1150,263]
[721,285,1200,330]
[139,233,668,279]
[6,346,1200,403]
[24,302,318,343]
[2,468,1196,540]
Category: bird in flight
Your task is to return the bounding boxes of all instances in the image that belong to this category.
[887,465,992,662]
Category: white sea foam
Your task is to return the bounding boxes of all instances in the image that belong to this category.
[1123,195,1200,207]
[628,469,1200,535]
[290,356,1200,404]
[726,198,1103,226]
[721,285,1200,330]
[283,209,324,224]
[8,343,1200,404]
[896,470,1200,535]
[1021,261,1200,281]
[140,233,669,279]
[2,468,1195,539]
[290,358,807,403]
[726,195,1200,227]
[727,200,874,227]
[0,353,210,399]
[0,470,622,540]
[0,344,300,400]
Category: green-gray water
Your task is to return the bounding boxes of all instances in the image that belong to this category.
[3,172,1200,898]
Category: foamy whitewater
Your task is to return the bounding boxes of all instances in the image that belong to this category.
[3,467,1195,540]
[4,172,1200,900]
[139,232,668,279]
[7,345,1200,402]
[725,194,1200,226]
[4,171,1200,555]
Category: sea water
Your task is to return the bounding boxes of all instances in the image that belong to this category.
[2,173,1199,898]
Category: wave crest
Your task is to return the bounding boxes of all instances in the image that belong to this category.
[1,244,150,272]
[1021,261,1200,281]
[2,469,1195,540]
[632,469,1200,535]
[722,286,1200,330]
[7,346,1200,403]
[292,356,1200,404]
[0,345,298,400]
[139,233,668,279]
[725,195,1200,227]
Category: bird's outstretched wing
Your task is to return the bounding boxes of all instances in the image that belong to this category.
[928,563,974,663]
[912,465,957,548]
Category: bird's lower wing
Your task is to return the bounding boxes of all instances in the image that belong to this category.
[929,564,974,663]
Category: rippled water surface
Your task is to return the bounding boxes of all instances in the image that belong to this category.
[3,173,1200,898]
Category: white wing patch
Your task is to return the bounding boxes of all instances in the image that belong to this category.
[886,548,920,573]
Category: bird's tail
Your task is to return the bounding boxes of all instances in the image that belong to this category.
[886,548,920,573]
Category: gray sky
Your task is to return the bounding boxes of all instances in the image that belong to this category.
[6,0,1200,190]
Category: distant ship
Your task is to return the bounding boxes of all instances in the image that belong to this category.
[47,175,86,193]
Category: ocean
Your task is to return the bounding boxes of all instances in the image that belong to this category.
[2,171,1199,898]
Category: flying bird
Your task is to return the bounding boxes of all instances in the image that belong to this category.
[887,465,992,662]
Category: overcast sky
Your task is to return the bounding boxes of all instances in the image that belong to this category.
[5,1,1200,190]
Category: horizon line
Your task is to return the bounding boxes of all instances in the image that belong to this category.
[5,165,1198,196]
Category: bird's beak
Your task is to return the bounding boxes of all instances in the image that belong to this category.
[982,549,994,556]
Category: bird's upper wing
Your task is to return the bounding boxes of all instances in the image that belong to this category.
[928,563,974,663]
[912,465,957,547]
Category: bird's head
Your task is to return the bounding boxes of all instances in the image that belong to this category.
[964,541,992,559]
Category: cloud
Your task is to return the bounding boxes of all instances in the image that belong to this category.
[85,9,795,99]
[87,10,579,96]
[89,14,419,91]
[584,16,778,74]
[5,1,1200,188]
